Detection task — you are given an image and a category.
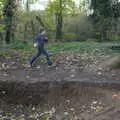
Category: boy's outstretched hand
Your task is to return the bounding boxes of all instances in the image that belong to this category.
[45,37,48,43]
[34,43,37,47]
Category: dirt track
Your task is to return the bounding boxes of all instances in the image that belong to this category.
[0,51,120,120]
[0,51,120,84]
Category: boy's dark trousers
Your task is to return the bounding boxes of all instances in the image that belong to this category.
[30,43,52,66]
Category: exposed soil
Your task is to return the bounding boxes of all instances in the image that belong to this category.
[0,50,120,120]
[0,82,120,120]
[0,51,120,84]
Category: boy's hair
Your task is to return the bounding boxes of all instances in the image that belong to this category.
[40,29,46,33]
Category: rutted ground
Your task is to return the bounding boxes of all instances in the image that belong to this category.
[0,50,120,83]
[0,82,120,120]
[0,48,120,120]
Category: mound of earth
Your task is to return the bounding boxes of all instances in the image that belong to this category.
[0,50,120,120]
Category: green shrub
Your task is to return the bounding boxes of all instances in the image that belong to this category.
[12,42,26,49]
[11,40,30,50]
[108,33,120,41]
[64,33,76,41]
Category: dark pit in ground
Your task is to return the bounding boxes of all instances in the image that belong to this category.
[0,81,120,120]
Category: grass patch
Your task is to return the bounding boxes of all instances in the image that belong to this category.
[0,50,10,57]
[47,41,120,54]
[0,41,120,58]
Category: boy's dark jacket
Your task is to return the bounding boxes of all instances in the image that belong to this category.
[34,34,48,45]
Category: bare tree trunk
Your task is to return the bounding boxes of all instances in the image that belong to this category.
[24,23,28,39]
[100,29,107,41]
[5,21,12,44]
[26,0,30,12]
[31,20,36,38]
[36,16,46,28]
[0,32,3,44]
[55,0,63,42]
[100,19,109,41]
[3,0,16,44]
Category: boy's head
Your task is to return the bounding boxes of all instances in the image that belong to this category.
[40,29,46,35]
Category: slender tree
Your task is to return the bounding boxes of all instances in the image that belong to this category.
[46,0,76,41]
[0,0,5,43]
[55,0,63,41]
[3,0,18,44]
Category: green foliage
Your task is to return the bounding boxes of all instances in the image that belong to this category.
[0,50,9,57]
[11,40,33,51]
[45,0,80,41]
[89,0,120,41]
[0,0,119,45]
[64,13,94,41]
[64,33,76,41]
[90,0,112,18]
[12,42,27,49]
[108,33,120,41]
[46,0,76,15]
[46,41,120,54]
[0,0,5,32]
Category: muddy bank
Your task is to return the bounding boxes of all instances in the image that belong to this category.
[0,81,120,120]
[0,81,120,105]
[0,50,120,119]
